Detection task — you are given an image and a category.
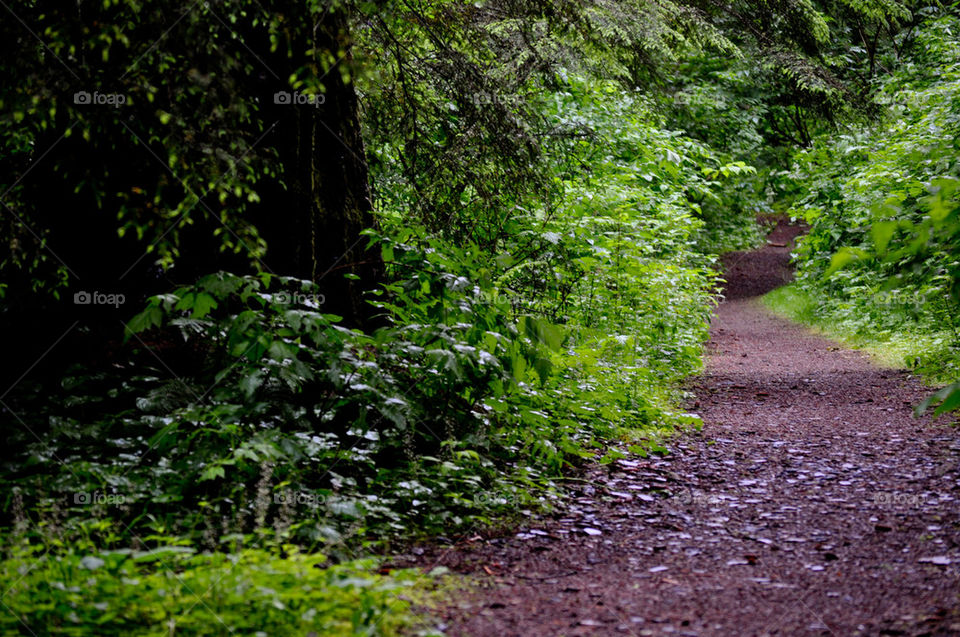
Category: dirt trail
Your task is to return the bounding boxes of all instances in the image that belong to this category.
[422,225,960,636]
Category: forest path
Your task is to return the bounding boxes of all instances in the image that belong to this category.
[423,223,960,636]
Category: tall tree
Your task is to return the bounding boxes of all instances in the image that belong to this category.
[0,0,381,328]
[254,1,383,324]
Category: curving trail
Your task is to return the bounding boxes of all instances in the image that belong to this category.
[423,224,960,636]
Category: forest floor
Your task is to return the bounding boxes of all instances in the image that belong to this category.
[409,222,960,636]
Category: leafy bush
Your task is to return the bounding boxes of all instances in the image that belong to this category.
[2,74,736,547]
[776,14,960,411]
[0,540,433,636]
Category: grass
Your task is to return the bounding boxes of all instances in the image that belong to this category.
[761,283,959,384]
[0,537,450,636]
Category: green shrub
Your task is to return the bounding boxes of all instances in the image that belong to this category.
[776,14,960,412]
[0,541,433,636]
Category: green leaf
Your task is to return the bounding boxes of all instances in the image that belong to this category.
[871,220,898,255]
[198,464,226,482]
[522,316,565,350]
[918,382,960,417]
[823,247,867,278]
[124,306,163,338]
[191,292,218,318]
[934,387,960,417]
[175,292,196,312]
[240,370,264,398]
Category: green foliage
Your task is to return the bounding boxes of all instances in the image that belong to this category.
[776,13,960,413]
[0,0,285,294]
[2,75,730,555]
[0,539,431,635]
[3,265,552,544]
[763,283,958,375]
[534,75,720,398]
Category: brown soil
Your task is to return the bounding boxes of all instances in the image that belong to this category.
[413,223,960,636]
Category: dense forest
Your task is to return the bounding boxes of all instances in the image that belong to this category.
[1,0,958,634]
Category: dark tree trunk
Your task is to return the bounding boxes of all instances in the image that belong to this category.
[257,5,383,328]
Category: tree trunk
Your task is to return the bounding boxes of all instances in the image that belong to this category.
[258,4,382,328]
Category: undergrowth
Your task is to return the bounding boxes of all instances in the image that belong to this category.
[0,538,441,636]
[770,15,960,401]
[0,75,753,634]
[763,284,959,383]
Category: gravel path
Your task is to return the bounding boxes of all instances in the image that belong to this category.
[422,225,960,636]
